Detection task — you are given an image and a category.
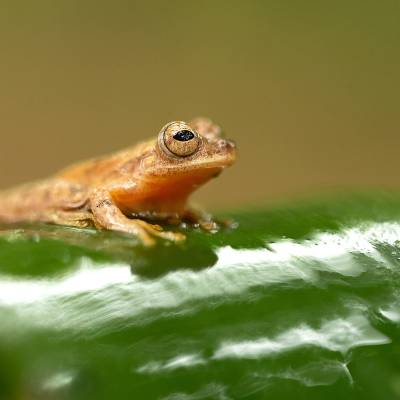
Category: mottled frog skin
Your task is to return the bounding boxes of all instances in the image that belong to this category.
[0,118,236,245]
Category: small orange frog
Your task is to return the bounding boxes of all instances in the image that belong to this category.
[0,118,236,245]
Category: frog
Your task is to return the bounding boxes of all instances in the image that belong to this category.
[0,118,237,246]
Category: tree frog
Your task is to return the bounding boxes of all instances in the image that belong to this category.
[0,118,237,245]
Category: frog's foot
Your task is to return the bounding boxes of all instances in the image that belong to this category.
[93,217,185,246]
[92,217,185,246]
[133,219,186,245]
[181,208,237,232]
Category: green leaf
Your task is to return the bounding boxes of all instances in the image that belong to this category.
[1,192,400,399]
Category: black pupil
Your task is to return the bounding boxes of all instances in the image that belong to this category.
[173,130,195,142]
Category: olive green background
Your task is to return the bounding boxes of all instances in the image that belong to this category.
[1,0,399,209]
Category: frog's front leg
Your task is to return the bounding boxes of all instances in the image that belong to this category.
[89,188,185,246]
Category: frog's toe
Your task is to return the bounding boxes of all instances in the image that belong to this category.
[156,230,186,242]
[135,230,157,247]
[150,223,163,231]
[199,221,219,232]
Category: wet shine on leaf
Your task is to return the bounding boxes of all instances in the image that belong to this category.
[1,193,400,399]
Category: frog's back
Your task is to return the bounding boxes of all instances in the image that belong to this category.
[0,139,154,222]
[57,139,154,185]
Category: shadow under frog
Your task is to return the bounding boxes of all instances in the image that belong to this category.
[0,222,219,279]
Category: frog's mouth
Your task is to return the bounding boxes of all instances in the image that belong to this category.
[176,138,236,168]
[160,152,236,173]
[190,154,236,170]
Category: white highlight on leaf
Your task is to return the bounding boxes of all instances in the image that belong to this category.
[0,258,133,306]
[213,315,389,359]
[249,360,353,389]
[42,371,75,391]
[0,221,398,333]
[137,353,206,374]
[380,309,400,322]
[161,383,230,400]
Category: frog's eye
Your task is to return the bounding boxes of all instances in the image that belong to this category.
[159,121,201,157]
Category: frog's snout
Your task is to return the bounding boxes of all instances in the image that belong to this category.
[215,138,237,165]
[226,139,236,150]
[216,138,236,151]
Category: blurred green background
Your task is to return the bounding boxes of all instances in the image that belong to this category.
[0,0,399,209]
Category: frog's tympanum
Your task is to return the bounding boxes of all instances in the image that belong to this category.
[0,118,236,245]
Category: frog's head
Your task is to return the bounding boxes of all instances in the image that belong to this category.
[129,118,236,212]
[150,119,237,179]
